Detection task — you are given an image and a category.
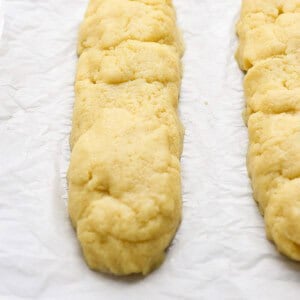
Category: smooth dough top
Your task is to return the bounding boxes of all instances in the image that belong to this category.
[71,80,184,158]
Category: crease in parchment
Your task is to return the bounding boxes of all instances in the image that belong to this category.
[0,0,3,42]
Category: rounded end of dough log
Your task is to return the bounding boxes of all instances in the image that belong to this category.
[77,212,176,275]
[68,108,182,275]
[265,179,300,260]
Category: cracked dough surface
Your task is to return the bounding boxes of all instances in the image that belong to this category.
[78,0,183,55]
[68,0,183,275]
[237,0,300,260]
[236,0,300,70]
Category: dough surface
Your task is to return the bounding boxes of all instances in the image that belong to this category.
[78,0,183,55]
[236,0,300,70]
[68,0,183,275]
[237,1,300,259]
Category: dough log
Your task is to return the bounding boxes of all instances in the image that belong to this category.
[68,0,183,275]
[237,0,300,260]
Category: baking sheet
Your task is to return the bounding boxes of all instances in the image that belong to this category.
[1,0,300,299]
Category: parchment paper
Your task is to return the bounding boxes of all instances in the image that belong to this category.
[1,0,300,299]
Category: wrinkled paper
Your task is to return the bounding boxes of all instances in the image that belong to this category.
[1,0,300,299]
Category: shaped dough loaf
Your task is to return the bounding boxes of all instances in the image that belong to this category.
[237,0,300,260]
[68,0,183,275]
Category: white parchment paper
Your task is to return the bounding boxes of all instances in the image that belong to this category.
[1,0,300,299]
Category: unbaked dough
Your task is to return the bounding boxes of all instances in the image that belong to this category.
[68,0,183,275]
[236,0,300,70]
[78,0,183,55]
[237,0,300,260]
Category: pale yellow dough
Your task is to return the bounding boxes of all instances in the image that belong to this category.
[236,1,300,70]
[68,109,181,275]
[78,0,183,55]
[237,1,300,260]
[68,0,183,275]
